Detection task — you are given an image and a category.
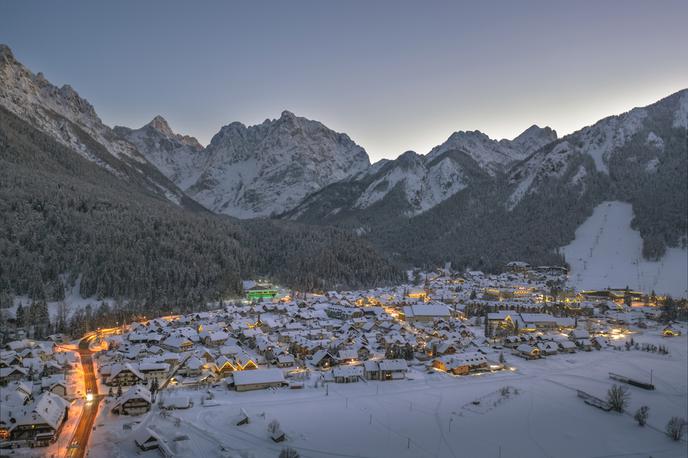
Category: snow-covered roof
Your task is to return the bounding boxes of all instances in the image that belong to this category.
[378,359,408,371]
[232,368,285,386]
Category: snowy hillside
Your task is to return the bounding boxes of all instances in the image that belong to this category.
[562,201,688,297]
[0,44,187,205]
[353,151,469,215]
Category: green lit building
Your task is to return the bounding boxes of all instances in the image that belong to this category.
[246,286,279,301]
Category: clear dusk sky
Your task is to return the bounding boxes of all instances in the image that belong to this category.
[1,0,687,161]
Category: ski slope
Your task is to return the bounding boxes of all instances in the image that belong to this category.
[563,201,688,298]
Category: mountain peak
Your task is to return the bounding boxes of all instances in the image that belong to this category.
[513,124,557,142]
[0,44,15,63]
[280,110,296,120]
[146,115,175,136]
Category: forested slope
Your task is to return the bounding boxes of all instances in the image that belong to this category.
[0,106,402,310]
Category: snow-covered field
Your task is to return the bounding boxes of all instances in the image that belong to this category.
[88,327,688,458]
[563,201,688,298]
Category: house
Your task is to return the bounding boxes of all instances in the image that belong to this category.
[310,350,336,369]
[514,344,540,360]
[161,336,193,352]
[363,360,381,380]
[557,340,577,353]
[0,366,28,383]
[537,341,559,356]
[570,329,590,342]
[203,330,230,347]
[401,304,451,323]
[132,426,163,451]
[138,362,170,382]
[232,369,287,392]
[577,339,593,351]
[179,355,204,377]
[106,363,146,386]
[432,352,488,375]
[10,392,69,445]
[378,359,408,380]
[336,349,359,364]
[331,365,364,383]
[276,354,295,368]
[40,374,68,398]
[111,385,152,416]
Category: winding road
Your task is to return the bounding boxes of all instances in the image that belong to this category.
[65,335,102,458]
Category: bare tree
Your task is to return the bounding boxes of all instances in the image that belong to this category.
[279,447,300,458]
[607,384,630,412]
[666,417,687,441]
[634,406,649,426]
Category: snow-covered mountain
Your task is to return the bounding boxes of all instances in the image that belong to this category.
[350,150,481,216]
[192,111,370,218]
[287,124,554,219]
[114,116,204,190]
[0,44,189,206]
[508,89,688,209]
[288,90,687,277]
[427,125,557,174]
[119,110,371,218]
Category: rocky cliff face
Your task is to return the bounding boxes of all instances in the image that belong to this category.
[124,110,371,218]
[0,44,189,206]
[114,116,204,190]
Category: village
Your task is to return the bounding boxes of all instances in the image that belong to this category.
[1,265,687,458]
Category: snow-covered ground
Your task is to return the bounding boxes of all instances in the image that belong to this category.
[563,201,688,298]
[87,326,687,458]
[6,276,116,321]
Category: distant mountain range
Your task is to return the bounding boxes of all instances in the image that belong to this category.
[1,43,686,301]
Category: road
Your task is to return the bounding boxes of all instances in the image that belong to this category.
[65,335,102,458]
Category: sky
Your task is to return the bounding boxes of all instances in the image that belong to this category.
[1,1,687,161]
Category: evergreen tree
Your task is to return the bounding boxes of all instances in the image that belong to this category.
[15,303,25,328]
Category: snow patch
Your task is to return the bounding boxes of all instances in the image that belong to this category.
[645,131,665,150]
[562,201,688,297]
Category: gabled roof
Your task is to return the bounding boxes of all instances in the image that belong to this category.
[16,392,68,429]
[107,363,145,383]
[378,359,408,371]
[111,385,152,411]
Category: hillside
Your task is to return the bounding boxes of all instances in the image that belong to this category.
[286,90,688,274]
[0,105,402,310]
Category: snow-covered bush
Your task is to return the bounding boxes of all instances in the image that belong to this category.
[665,417,686,441]
[607,384,629,412]
[634,406,649,426]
